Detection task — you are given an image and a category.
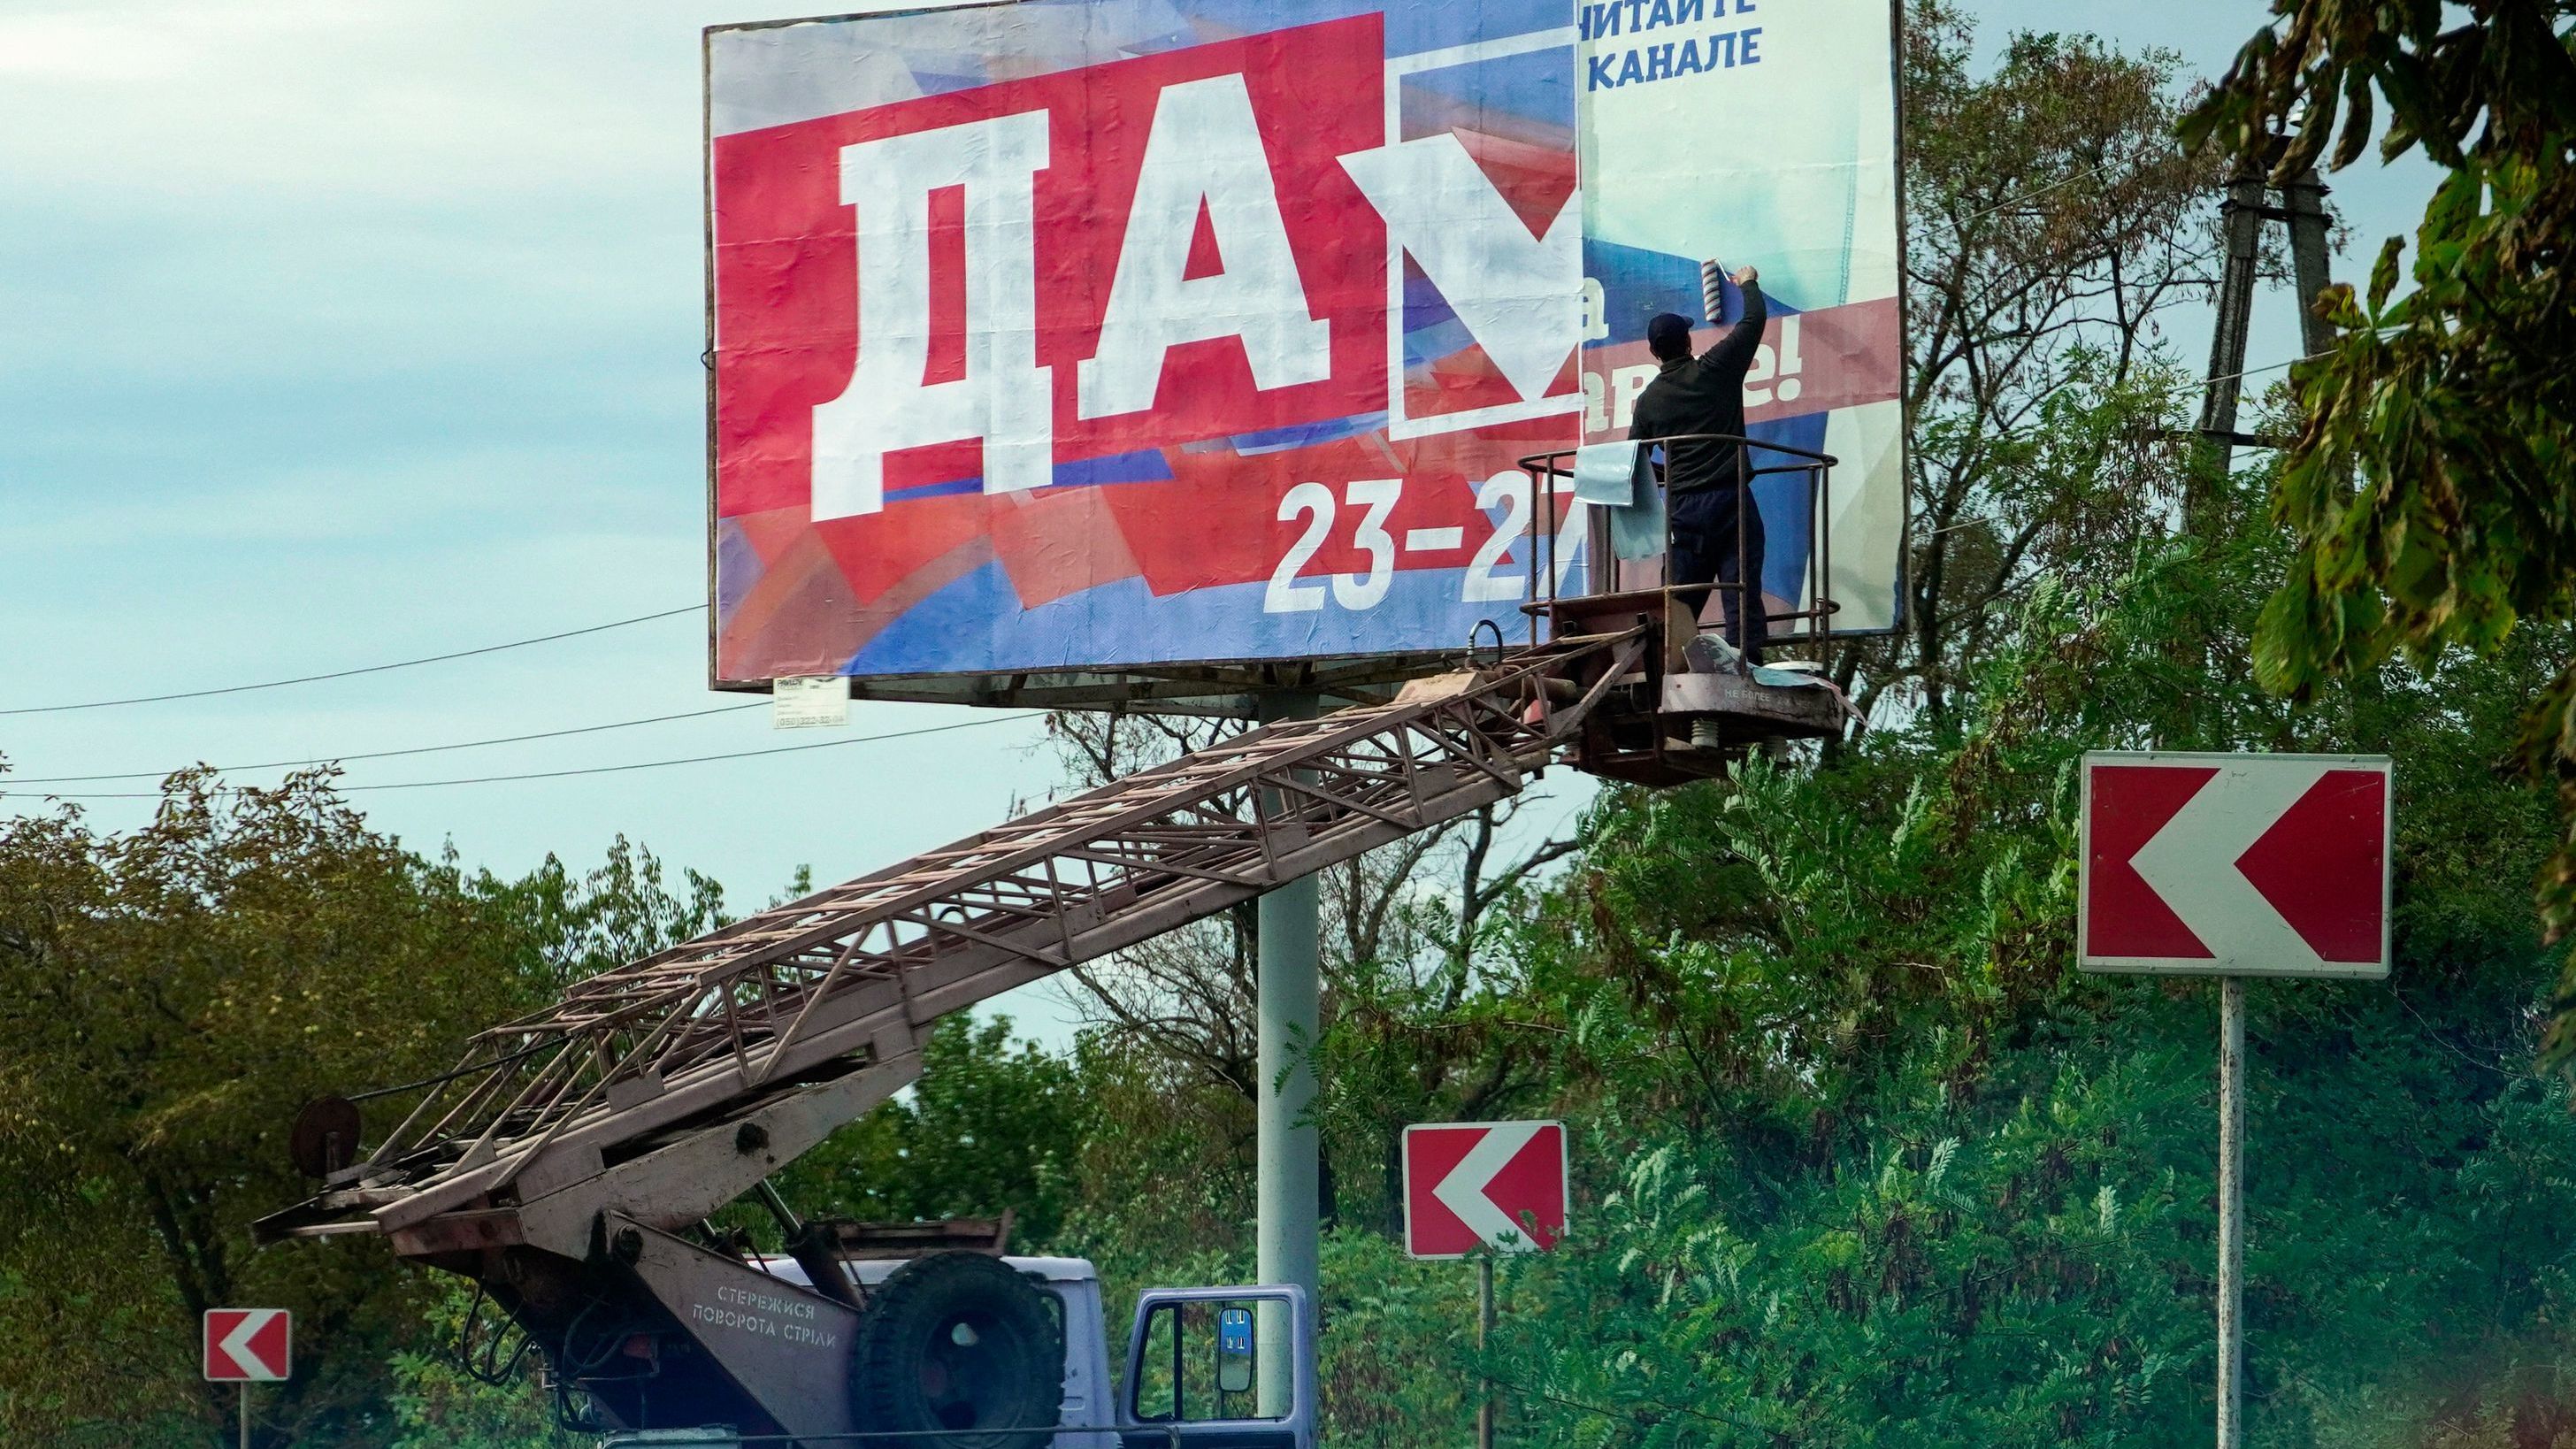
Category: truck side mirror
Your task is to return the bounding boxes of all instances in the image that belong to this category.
[1215,1306,1255,1394]
[1122,1286,1314,1449]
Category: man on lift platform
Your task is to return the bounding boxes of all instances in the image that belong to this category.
[1628,262,1768,669]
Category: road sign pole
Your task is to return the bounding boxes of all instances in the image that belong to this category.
[2217,975,2247,1449]
[2079,753,2391,1449]
[1256,691,1322,1418]
[1476,1256,1496,1449]
[204,1307,290,1429]
[1403,1122,1567,1445]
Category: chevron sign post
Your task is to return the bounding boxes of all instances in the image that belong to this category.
[2079,750,2392,1449]
[203,1308,289,1382]
[2081,752,2393,978]
[204,1307,289,1449]
[1402,1121,1567,1259]
[1404,1122,1566,1449]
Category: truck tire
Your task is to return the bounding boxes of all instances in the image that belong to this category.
[851,1252,1065,1449]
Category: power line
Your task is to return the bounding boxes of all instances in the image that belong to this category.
[6,717,1029,801]
[2206,349,2329,392]
[1958,159,2119,224]
[0,604,705,717]
[0,702,770,786]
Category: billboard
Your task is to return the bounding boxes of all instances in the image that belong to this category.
[1578,0,1905,631]
[707,0,1902,701]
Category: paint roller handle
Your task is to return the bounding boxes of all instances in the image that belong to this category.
[1699,259,1760,322]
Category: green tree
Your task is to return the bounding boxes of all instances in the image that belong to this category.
[777,1014,1085,1246]
[491,832,729,989]
[1476,464,2576,1445]
[0,769,742,1447]
[385,1280,582,1449]
[0,771,548,1445]
[1864,0,2224,718]
[2181,2,2576,1069]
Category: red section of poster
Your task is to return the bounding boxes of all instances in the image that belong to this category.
[712,16,1389,522]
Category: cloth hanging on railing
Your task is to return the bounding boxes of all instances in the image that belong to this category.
[1569,441,1668,562]
[1748,663,1865,724]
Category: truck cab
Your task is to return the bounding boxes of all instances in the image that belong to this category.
[592,1248,1315,1449]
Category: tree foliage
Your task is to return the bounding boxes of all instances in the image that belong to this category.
[2182,2,2576,1069]
[1864,0,2226,719]
[1477,495,2576,1445]
[0,775,737,1448]
[0,773,538,1445]
[778,1015,1086,1246]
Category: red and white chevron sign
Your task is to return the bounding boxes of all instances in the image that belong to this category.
[1403,1121,1567,1259]
[2080,752,2392,978]
[203,1308,290,1383]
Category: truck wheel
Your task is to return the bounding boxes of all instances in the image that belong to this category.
[851,1252,1065,1449]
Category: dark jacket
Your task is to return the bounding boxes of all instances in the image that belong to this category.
[1629,283,1767,493]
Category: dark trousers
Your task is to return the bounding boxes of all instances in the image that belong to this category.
[1669,482,1767,663]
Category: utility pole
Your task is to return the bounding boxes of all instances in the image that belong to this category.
[2194,144,2335,493]
[2280,170,2337,360]
[1254,690,1322,1415]
[2196,155,2268,487]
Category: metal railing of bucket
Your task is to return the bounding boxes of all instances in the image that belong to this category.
[1515,433,1841,656]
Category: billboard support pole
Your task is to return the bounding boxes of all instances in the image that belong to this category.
[2216,975,2247,1449]
[1255,690,1322,1417]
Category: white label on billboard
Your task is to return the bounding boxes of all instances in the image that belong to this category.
[772,675,851,730]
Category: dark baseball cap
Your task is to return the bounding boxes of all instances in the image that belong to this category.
[1646,312,1697,357]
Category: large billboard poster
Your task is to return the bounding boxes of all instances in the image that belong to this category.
[1578,0,1905,632]
[709,1,1591,692]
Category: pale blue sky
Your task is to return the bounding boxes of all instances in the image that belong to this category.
[0,2,1067,897]
[0,2,2435,1024]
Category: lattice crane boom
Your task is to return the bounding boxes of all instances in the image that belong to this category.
[257,632,1645,1261]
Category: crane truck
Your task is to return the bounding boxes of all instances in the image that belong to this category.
[256,525,1845,1445]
